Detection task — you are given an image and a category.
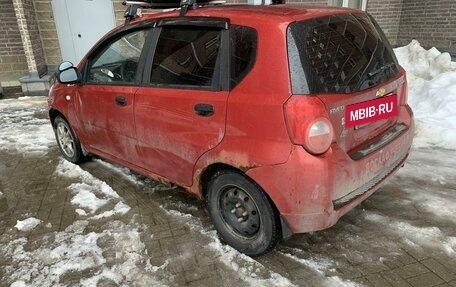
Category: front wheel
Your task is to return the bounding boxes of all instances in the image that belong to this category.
[206,171,281,256]
[54,116,87,163]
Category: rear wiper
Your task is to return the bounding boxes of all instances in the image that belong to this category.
[368,62,395,78]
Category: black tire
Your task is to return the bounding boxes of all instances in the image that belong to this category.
[53,116,87,163]
[206,171,281,256]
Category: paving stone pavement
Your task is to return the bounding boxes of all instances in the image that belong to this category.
[0,102,455,286]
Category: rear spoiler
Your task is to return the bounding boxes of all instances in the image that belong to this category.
[123,0,225,24]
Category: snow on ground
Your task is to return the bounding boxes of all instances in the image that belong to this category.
[93,159,145,186]
[3,159,166,286]
[57,159,130,217]
[161,207,296,287]
[361,147,456,258]
[394,40,456,149]
[389,148,456,223]
[278,248,360,287]
[364,211,456,256]
[14,217,42,232]
[5,220,167,287]
[0,96,55,154]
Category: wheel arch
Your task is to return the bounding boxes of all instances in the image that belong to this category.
[199,162,292,239]
[199,163,241,199]
[49,109,83,143]
[49,108,66,128]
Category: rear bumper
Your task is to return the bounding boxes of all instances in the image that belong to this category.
[246,106,414,234]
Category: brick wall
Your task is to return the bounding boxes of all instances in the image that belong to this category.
[14,0,47,75]
[397,0,456,49]
[113,0,126,26]
[367,0,403,46]
[0,0,28,80]
[34,0,61,68]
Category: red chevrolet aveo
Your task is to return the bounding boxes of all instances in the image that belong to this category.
[48,3,414,256]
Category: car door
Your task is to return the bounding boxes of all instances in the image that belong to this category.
[75,27,151,162]
[135,18,230,187]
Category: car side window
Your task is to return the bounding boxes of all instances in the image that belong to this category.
[150,26,222,88]
[86,29,149,84]
[230,25,257,88]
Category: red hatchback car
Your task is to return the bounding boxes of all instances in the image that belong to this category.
[48,2,414,256]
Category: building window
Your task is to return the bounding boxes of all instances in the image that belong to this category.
[329,0,367,11]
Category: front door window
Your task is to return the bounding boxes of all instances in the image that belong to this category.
[87,29,149,84]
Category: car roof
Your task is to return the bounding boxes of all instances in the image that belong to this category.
[137,4,361,25]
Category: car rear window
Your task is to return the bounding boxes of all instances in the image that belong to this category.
[288,13,399,94]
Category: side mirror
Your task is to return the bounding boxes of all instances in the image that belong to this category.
[57,61,80,84]
[58,61,74,72]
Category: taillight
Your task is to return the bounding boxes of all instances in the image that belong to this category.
[305,118,333,154]
[284,96,334,155]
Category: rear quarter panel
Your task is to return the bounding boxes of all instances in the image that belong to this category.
[192,18,294,194]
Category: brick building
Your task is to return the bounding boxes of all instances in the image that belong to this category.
[0,0,454,96]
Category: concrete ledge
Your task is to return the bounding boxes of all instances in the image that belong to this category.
[0,81,23,99]
[19,72,51,97]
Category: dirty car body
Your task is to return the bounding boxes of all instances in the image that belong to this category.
[48,4,414,256]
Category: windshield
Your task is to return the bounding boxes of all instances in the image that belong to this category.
[288,13,399,94]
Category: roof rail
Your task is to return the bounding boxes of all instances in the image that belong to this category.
[179,0,196,16]
[123,0,225,24]
[123,1,153,24]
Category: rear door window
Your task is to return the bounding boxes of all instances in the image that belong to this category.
[230,25,257,88]
[150,26,222,88]
[288,13,399,94]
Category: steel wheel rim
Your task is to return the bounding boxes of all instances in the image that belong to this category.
[56,122,75,158]
[219,186,260,238]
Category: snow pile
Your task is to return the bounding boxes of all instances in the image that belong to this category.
[0,96,55,153]
[14,217,42,232]
[56,159,130,218]
[394,40,456,149]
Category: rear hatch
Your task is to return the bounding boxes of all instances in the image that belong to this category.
[287,12,404,153]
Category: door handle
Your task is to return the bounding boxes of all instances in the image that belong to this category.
[194,103,214,117]
[115,96,127,106]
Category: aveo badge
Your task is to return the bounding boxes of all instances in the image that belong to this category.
[345,94,397,128]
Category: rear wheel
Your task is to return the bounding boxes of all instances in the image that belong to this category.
[206,171,281,256]
[54,116,87,163]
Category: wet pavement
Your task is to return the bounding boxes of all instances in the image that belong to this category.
[0,97,455,287]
